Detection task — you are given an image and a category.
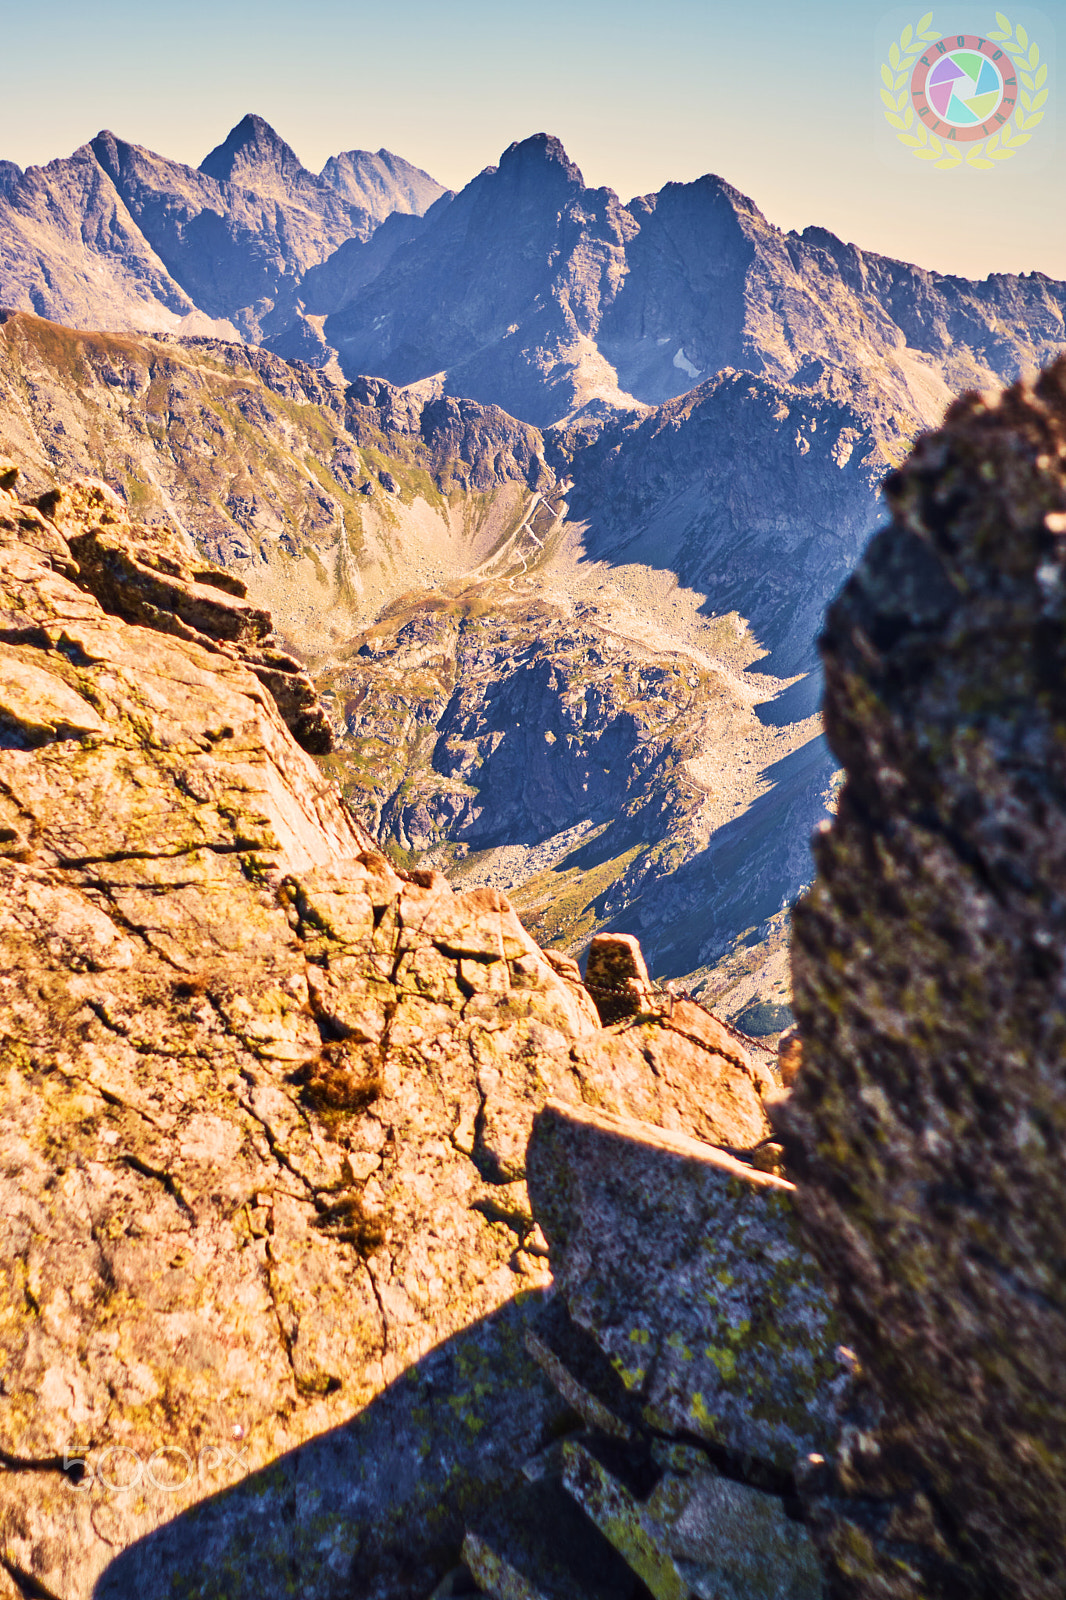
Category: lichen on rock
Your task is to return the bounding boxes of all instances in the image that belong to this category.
[527,1100,850,1474]
[775,357,1066,1598]
[0,459,800,1598]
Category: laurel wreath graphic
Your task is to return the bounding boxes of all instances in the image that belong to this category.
[879,11,1048,169]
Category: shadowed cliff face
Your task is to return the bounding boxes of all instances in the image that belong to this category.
[555,368,884,677]
[775,356,1066,1597]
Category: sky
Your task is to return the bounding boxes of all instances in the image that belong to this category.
[1,0,1063,280]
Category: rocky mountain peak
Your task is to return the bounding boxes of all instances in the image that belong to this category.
[87,128,121,166]
[0,159,22,198]
[199,112,307,185]
[498,131,584,188]
[88,128,170,190]
[318,145,447,223]
[635,169,765,223]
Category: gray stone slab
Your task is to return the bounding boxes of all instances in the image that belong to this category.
[463,1471,643,1600]
[527,1101,850,1471]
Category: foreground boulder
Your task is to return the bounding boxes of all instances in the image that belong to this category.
[0,463,784,1598]
[448,1099,843,1600]
[777,361,1066,1596]
[527,1101,846,1473]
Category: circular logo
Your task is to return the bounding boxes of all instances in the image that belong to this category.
[910,35,1013,142]
[881,13,1047,171]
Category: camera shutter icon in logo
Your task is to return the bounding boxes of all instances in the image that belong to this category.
[917,42,1007,135]
[880,11,1048,169]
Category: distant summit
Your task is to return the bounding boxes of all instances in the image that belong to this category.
[196,116,447,227]
[497,132,585,186]
[0,117,446,342]
[320,147,447,225]
[199,112,306,186]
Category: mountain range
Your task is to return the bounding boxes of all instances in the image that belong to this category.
[0,114,446,342]
[3,117,1065,445]
[2,117,1064,1001]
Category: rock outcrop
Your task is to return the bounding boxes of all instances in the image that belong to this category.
[427,1096,843,1600]
[527,1100,845,1472]
[776,359,1066,1596]
[0,462,785,1598]
[39,477,334,753]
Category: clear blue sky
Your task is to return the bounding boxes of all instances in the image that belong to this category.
[2,0,1063,279]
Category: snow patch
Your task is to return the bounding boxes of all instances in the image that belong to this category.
[672,346,701,380]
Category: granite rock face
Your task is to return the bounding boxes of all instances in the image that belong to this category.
[0,462,793,1598]
[776,358,1066,1596]
[0,461,578,1598]
[449,1098,840,1600]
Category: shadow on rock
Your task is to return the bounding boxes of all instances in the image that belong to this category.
[94,1293,568,1600]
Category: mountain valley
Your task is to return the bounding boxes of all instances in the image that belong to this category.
[2,118,1064,1017]
[0,310,875,999]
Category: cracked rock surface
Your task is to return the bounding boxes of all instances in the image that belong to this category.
[451,1099,838,1600]
[0,464,780,1599]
